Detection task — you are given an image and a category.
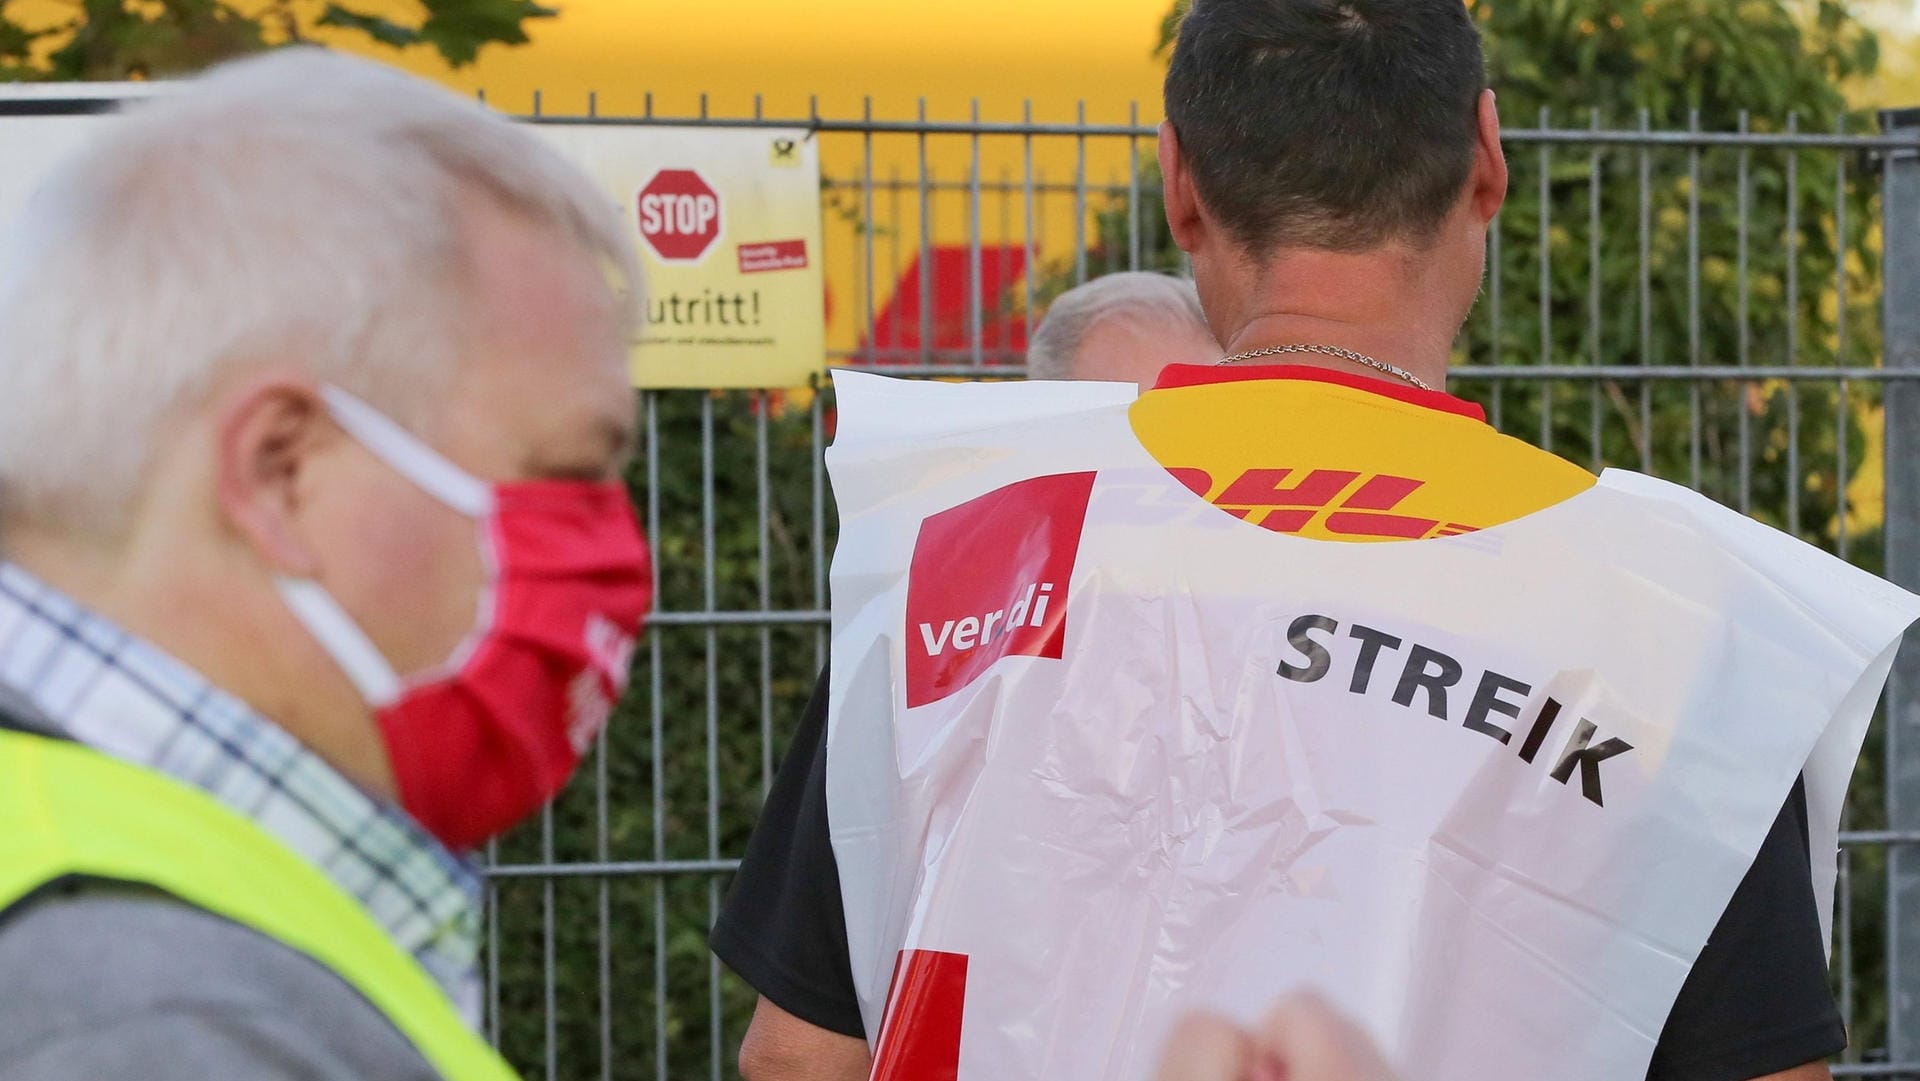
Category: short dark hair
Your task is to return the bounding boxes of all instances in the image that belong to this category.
[1165,0,1486,254]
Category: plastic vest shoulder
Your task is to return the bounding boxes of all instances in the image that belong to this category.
[823,371,1920,1081]
[0,728,518,1081]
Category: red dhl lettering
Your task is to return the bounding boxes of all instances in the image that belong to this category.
[1177,467,1481,540]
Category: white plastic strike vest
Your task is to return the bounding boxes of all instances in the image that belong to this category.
[824,371,1920,1081]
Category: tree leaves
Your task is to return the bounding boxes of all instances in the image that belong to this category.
[317,0,561,68]
[314,6,421,50]
[1157,0,1192,58]
[0,0,556,80]
[35,0,266,80]
[417,0,558,67]
[0,19,36,64]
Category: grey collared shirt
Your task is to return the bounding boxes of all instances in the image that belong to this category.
[0,689,446,1080]
[0,885,442,1081]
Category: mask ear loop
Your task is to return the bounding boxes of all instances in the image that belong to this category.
[277,577,404,707]
[319,385,495,518]
[289,385,499,702]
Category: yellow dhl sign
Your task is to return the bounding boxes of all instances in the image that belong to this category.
[4,0,1176,382]
[386,0,1176,379]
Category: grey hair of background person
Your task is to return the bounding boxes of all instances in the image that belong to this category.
[1027,272,1213,381]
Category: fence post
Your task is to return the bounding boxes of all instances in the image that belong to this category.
[1882,107,1920,1066]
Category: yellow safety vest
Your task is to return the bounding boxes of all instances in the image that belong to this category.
[0,727,519,1081]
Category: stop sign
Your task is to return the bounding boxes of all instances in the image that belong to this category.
[637,169,723,263]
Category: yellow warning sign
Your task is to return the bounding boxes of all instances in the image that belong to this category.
[535,125,827,388]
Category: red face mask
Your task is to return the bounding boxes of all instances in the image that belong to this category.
[279,386,652,850]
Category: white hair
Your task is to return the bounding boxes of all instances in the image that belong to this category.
[0,48,639,531]
[1027,271,1212,381]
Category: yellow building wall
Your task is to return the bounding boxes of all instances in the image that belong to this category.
[368,0,1177,367]
[4,0,1177,368]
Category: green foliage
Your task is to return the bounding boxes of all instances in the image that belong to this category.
[1472,0,1878,517]
[0,0,554,80]
[0,17,41,69]
[36,0,265,80]
[1482,0,1874,122]
[1159,0,1879,108]
[313,6,419,49]
[344,0,557,68]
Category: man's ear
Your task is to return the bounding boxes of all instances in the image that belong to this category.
[1159,122,1207,255]
[1470,89,1509,223]
[214,376,329,577]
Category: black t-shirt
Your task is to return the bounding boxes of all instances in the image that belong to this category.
[712,669,1846,1080]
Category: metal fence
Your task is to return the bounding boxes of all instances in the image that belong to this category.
[483,102,1920,1080]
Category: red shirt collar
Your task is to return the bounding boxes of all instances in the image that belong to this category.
[1151,363,1488,424]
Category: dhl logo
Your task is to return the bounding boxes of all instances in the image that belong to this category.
[1167,468,1481,542]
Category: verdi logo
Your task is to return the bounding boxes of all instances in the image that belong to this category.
[904,472,1096,708]
[915,581,1057,657]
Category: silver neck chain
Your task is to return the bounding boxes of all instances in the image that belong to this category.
[1216,343,1435,392]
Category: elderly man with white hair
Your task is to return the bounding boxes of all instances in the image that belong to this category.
[0,50,650,1081]
[1026,270,1220,388]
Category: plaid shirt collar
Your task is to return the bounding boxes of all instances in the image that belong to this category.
[0,561,483,1025]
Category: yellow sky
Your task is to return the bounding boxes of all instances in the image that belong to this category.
[12,0,1920,117]
[343,0,1176,357]
[1,0,1174,120]
[6,0,1176,355]
[291,0,1920,118]
[360,0,1174,124]
[17,0,1918,364]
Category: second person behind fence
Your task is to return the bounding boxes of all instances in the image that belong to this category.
[713,268,1221,1080]
[1027,271,1221,388]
